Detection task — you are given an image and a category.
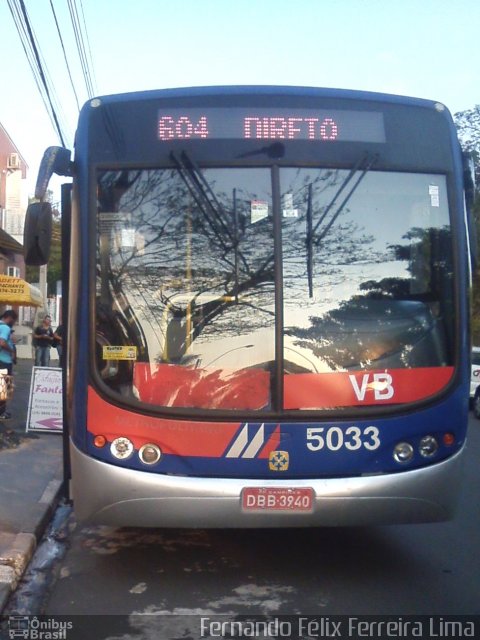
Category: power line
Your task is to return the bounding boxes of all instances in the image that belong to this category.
[67,0,96,99]
[17,0,67,147]
[8,0,98,146]
[7,1,47,112]
[78,0,97,95]
[7,0,68,147]
[49,0,81,111]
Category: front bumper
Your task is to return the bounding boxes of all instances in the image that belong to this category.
[70,441,464,527]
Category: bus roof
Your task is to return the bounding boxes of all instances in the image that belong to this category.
[84,85,448,113]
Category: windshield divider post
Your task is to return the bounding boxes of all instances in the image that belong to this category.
[306,183,314,298]
[272,165,284,412]
[233,188,240,303]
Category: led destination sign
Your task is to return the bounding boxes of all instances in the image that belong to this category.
[158,108,386,143]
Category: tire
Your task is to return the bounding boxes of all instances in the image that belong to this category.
[473,389,480,419]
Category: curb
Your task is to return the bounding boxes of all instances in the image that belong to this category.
[0,479,63,613]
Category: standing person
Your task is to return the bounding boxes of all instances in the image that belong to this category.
[53,324,64,367]
[33,314,54,366]
[0,309,18,420]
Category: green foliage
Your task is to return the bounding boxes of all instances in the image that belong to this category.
[456,107,480,338]
[454,107,480,344]
[470,197,480,345]
[46,216,62,295]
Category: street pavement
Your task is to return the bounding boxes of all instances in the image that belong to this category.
[0,358,63,612]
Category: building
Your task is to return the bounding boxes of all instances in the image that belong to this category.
[0,121,28,286]
[0,122,38,357]
[0,122,29,247]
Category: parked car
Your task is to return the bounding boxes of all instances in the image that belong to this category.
[471,347,480,418]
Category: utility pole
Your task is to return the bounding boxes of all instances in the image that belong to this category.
[39,263,48,312]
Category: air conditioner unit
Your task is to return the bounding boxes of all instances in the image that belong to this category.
[7,153,20,169]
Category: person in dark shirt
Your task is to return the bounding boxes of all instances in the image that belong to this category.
[33,315,54,366]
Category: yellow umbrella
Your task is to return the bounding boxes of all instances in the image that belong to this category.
[0,275,43,307]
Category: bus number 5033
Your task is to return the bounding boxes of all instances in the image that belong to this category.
[306,426,381,452]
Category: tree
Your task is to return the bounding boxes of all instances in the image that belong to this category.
[454,106,480,205]
[454,105,480,169]
[454,106,480,344]
[47,206,62,295]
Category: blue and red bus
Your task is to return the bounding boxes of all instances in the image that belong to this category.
[25,86,472,526]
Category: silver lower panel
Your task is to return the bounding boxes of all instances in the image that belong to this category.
[70,442,464,527]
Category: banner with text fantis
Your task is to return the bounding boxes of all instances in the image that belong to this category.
[26,366,63,433]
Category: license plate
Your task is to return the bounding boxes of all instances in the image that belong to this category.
[242,487,314,512]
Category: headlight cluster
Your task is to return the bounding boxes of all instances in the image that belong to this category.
[95,431,455,469]
[393,433,454,464]
[94,436,162,465]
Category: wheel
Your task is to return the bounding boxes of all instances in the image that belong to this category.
[473,389,480,419]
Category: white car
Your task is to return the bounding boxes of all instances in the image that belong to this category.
[471,347,480,417]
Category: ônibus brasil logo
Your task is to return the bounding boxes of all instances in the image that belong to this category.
[8,616,73,639]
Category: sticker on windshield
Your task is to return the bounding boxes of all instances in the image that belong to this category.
[429,185,440,207]
[103,346,137,360]
[282,193,298,218]
[251,200,269,224]
[99,212,130,232]
[121,228,136,248]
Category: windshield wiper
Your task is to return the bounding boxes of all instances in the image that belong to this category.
[237,142,285,159]
[170,151,232,254]
[306,153,378,297]
[170,151,251,285]
[174,151,238,245]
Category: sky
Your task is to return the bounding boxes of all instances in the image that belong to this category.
[1,0,479,199]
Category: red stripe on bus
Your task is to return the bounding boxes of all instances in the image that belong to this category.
[87,387,240,456]
[87,366,453,453]
[284,367,454,409]
[133,362,270,410]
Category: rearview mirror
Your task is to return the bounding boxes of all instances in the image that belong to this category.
[23,201,53,266]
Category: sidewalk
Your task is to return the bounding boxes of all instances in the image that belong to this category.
[0,359,63,612]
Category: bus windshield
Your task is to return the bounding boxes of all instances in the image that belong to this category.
[95,164,453,412]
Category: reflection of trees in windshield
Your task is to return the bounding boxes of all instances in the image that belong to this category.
[97,169,277,364]
[98,167,367,363]
[286,225,453,370]
[281,167,382,319]
[361,227,452,299]
[96,167,454,382]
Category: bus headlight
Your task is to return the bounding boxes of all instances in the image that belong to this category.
[419,435,439,457]
[139,443,162,465]
[110,437,134,460]
[393,442,414,463]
